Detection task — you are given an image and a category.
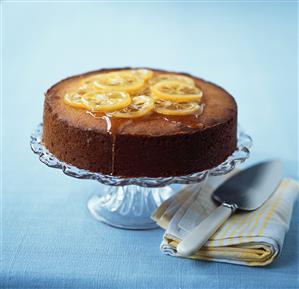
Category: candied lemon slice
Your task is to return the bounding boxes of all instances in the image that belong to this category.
[155,100,201,116]
[111,95,154,118]
[151,80,203,102]
[149,74,195,86]
[131,69,154,81]
[81,91,131,112]
[64,92,86,109]
[84,71,145,93]
[115,69,153,81]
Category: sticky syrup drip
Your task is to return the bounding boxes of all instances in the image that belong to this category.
[111,134,116,175]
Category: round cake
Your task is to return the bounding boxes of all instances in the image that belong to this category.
[43,68,237,177]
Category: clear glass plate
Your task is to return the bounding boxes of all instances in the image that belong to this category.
[30,123,252,229]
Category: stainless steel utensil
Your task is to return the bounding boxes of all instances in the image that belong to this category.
[177,160,283,256]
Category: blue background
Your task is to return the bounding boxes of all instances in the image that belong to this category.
[2,2,298,289]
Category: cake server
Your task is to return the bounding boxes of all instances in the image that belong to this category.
[176,160,283,256]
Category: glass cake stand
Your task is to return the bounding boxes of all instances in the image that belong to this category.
[30,123,252,230]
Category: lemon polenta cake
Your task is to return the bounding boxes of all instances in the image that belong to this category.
[43,68,237,177]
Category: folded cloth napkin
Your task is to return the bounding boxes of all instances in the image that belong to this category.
[152,171,299,266]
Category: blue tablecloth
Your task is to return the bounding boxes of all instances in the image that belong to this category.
[2,2,298,289]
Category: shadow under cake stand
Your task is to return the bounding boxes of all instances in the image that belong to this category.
[30,123,252,230]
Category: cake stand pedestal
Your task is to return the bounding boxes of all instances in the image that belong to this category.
[30,124,252,230]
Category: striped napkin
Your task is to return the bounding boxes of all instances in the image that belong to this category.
[152,171,299,266]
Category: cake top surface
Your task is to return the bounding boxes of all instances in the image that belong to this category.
[45,68,237,136]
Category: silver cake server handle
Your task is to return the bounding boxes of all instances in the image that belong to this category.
[176,203,237,256]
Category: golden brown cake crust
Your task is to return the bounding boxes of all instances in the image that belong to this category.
[43,68,237,177]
